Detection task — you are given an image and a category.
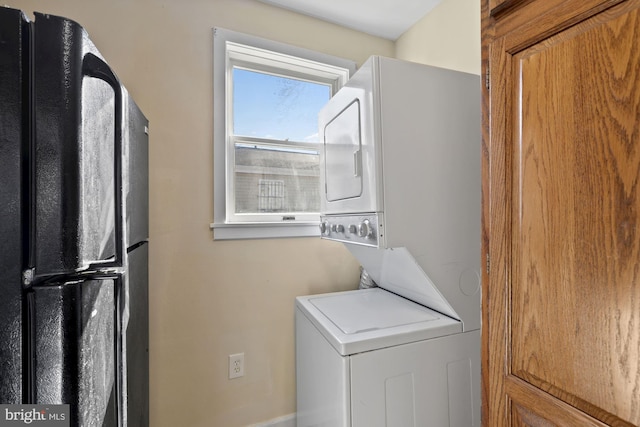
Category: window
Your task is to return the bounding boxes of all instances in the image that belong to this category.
[212,28,355,240]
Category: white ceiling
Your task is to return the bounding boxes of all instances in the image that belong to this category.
[258,0,443,40]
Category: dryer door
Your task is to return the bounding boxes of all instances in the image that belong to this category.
[319,56,381,216]
[323,99,363,202]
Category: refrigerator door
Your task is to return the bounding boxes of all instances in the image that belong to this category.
[32,277,121,427]
[0,6,29,404]
[125,243,149,426]
[125,95,149,248]
[32,12,125,279]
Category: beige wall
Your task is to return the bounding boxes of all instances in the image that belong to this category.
[5,0,480,424]
[5,0,393,426]
[396,0,481,75]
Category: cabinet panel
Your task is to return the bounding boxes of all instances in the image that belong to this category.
[492,0,625,44]
[511,3,640,424]
[484,0,640,425]
[507,377,610,427]
[512,405,554,427]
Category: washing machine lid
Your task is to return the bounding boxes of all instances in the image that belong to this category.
[311,288,438,333]
[296,288,462,356]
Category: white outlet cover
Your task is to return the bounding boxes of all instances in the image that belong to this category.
[229,353,244,379]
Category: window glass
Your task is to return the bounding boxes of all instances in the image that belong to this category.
[234,143,320,214]
[231,68,330,217]
[232,68,331,143]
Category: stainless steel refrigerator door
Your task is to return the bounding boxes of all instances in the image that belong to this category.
[0,6,29,404]
[125,243,149,426]
[125,95,149,249]
[32,12,124,278]
[32,277,121,427]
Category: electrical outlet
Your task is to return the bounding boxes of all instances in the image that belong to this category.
[228,353,244,379]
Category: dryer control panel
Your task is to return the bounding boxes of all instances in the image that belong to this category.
[319,214,381,247]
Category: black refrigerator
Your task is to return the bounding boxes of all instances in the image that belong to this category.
[0,6,149,427]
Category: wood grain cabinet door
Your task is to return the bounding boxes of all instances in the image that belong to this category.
[484,1,640,425]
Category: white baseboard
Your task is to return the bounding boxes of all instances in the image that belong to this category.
[248,413,296,427]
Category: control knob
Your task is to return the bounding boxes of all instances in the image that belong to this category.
[357,220,373,238]
[319,221,330,236]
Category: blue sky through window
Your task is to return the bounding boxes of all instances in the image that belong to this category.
[232,68,331,143]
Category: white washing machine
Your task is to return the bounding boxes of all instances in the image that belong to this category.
[296,56,482,427]
[295,288,480,427]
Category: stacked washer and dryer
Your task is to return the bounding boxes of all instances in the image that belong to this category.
[295,56,481,427]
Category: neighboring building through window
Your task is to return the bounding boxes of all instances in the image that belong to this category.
[212,28,355,240]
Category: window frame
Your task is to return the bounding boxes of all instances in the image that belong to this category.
[212,27,356,240]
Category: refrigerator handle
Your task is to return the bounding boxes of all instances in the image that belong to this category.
[81,53,124,268]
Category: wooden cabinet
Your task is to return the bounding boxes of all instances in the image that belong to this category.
[482,0,640,425]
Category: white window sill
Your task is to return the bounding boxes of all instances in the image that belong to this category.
[210,222,320,240]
